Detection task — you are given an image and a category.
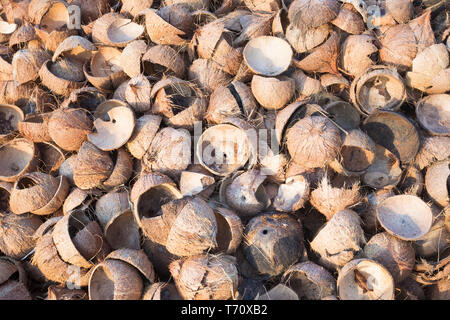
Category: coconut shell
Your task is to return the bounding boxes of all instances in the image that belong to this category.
[398,165,424,196]
[310,209,366,269]
[331,3,365,34]
[213,207,243,255]
[341,129,376,173]
[9,24,37,47]
[105,210,140,250]
[358,189,395,235]
[291,69,323,97]
[60,86,107,111]
[243,0,280,12]
[425,160,449,207]
[121,0,154,17]
[377,195,433,241]
[363,144,402,189]
[0,182,12,212]
[144,8,188,46]
[125,75,152,113]
[126,115,162,159]
[106,249,156,283]
[143,127,191,178]
[251,75,295,110]
[103,148,133,188]
[62,187,91,214]
[414,216,449,258]
[337,259,395,300]
[73,141,114,190]
[286,23,330,53]
[92,13,144,47]
[120,40,147,78]
[408,10,435,53]
[414,136,450,170]
[169,254,239,300]
[18,113,52,144]
[142,282,182,300]
[379,24,417,70]
[12,49,51,85]
[282,261,337,300]
[286,115,342,169]
[288,0,340,32]
[0,104,24,142]
[310,176,361,220]
[188,58,232,94]
[273,175,310,213]
[58,155,77,185]
[0,138,38,183]
[364,232,415,283]
[47,285,87,300]
[39,59,86,96]
[323,101,360,132]
[386,0,412,24]
[52,36,97,63]
[89,259,144,300]
[142,45,185,78]
[0,258,31,300]
[242,212,304,277]
[2,0,30,25]
[340,34,378,77]
[179,171,215,198]
[257,284,299,300]
[416,94,450,136]
[0,213,42,259]
[234,13,274,46]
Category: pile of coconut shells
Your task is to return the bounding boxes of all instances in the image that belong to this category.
[0,0,448,301]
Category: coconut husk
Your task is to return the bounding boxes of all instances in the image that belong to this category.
[234,13,274,47]
[124,75,152,113]
[169,254,239,300]
[0,213,42,259]
[243,36,292,76]
[242,212,304,276]
[415,136,450,170]
[340,34,378,77]
[251,75,295,110]
[89,258,144,300]
[106,248,156,282]
[282,261,336,300]
[104,210,140,250]
[379,24,417,70]
[188,58,232,94]
[310,209,365,269]
[0,138,38,183]
[414,216,449,258]
[294,32,339,74]
[415,94,450,136]
[377,195,433,241]
[48,108,93,152]
[142,282,182,300]
[144,8,189,46]
[288,0,339,31]
[331,3,365,34]
[363,110,420,163]
[337,259,395,300]
[120,40,147,78]
[32,176,69,216]
[18,113,52,143]
[273,175,310,213]
[0,54,13,81]
[95,191,130,227]
[408,10,435,53]
[103,148,133,188]
[126,115,162,159]
[143,45,185,78]
[0,81,55,114]
[39,59,86,96]
[286,23,330,53]
[413,255,449,286]
[47,285,87,300]
[425,160,449,207]
[52,36,97,63]
[364,232,415,284]
[37,142,65,174]
[12,49,51,85]
[290,69,323,97]
[143,127,191,178]
[286,115,342,169]
[323,101,360,132]
[9,24,37,47]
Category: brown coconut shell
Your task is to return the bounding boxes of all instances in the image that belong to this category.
[340,34,378,77]
[257,284,299,300]
[2,0,30,25]
[88,100,135,151]
[0,138,38,183]
[377,195,433,241]
[0,182,12,212]
[341,129,376,174]
[242,212,304,277]
[73,141,114,190]
[144,8,189,46]
[0,257,31,300]
[379,24,417,70]
[37,142,65,174]
[92,13,144,47]
[0,81,55,114]
[213,207,243,254]
[188,58,232,94]
[126,115,162,159]
[291,69,323,98]
[102,148,133,188]
[386,0,412,24]
[12,49,51,85]
[273,175,310,213]
[58,155,77,185]
[0,213,42,259]
[39,59,86,97]
[62,187,90,214]
[60,86,107,111]
[286,115,343,169]
[142,45,185,78]
[416,94,450,136]
[52,35,97,63]
[358,189,395,235]
[331,3,365,34]
[323,101,360,132]
[337,259,395,300]
[120,40,147,78]
[142,282,182,300]
[143,127,191,178]
[233,13,274,46]
[408,10,435,53]
[414,136,450,170]
[9,24,37,48]
[282,261,337,300]
[310,176,361,220]
[48,108,93,152]
[363,144,402,189]
[47,285,87,300]
[89,258,144,300]
[425,160,449,207]
[125,74,152,113]
[310,209,366,269]
[286,23,330,54]
[0,104,24,142]
[169,254,239,300]
[363,110,420,164]
[414,216,449,258]
[251,75,295,110]
[179,171,215,198]
[243,0,280,12]
[364,232,415,283]
[18,113,52,144]
[288,0,340,32]
[106,248,156,283]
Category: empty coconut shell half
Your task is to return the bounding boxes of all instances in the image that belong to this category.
[142,45,186,78]
[0,138,38,183]
[350,66,406,115]
[87,100,135,151]
[18,113,52,144]
[144,8,189,46]
[425,160,449,208]
[179,171,215,198]
[251,75,295,110]
[0,257,31,300]
[377,195,433,241]
[337,259,395,300]
[92,13,144,47]
[52,35,97,63]
[120,40,147,78]
[126,114,162,159]
[39,59,86,97]
[243,36,292,77]
[363,144,402,190]
[37,142,65,174]
[257,284,299,300]
[416,94,450,136]
[0,104,24,141]
[273,174,310,213]
[363,110,420,163]
[142,282,182,300]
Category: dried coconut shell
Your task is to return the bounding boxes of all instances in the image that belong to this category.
[0,81,55,114]
[142,45,185,78]
[52,35,96,63]
[291,69,323,97]
[377,195,433,241]
[120,40,147,78]
[243,36,292,76]
[0,138,38,183]
[0,213,42,259]
[234,13,274,47]
[425,160,449,207]
[385,0,412,24]
[414,136,450,170]
[243,0,280,12]
[0,104,24,141]
[143,127,191,178]
[58,155,77,185]
[144,8,188,46]
[188,58,232,94]
[213,207,243,254]
[408,10,435,53]
[282,261,337,300]
[169,254,239,300]
[341,129,376,174]
[47,285,87,300]
[273,175,310,213]
[39,59,86,96]
[397,165,423,196]
[2,0,30,24]
[363,144,402,189]
[88,100,135,151]
[92,13,144,47]
[331,3,365,34]
[288,0,339,32]
[126,115,162,159]
[416,94,450,136]
[242,212,304,277]
[102,148,133,188]
[62,187,90,214]
[18,113,52,143]
[286,23,330,53]
[340,34,378,77]
[89,258,143,300]
[12,49,51,85]
[124,75,152,113]
[179,171,215,198]
[414,215,449,258]
[0,182,12,212]
[48,108,93,152]
[251,75,295,110]
[0,257,31,300]
[257,284,299,300]
[121,0,154,17]
[310,209,366,270]
[379,24,417,70]
[323,101,360,132]
[37,142,65,174]
[106,248,156,282]
[364,232,415,283]
[337,258,395,300]
[142,282,182,300]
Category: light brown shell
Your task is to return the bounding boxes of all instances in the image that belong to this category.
[0,104,24,141]
[126,115,162,159]
[286,23,330,53]
[379,24,417,69]
[144,8,188,46]
[414,136,450,170]
[341,129,376,174]
[142,282,182,300]
[363,144,402,189]
[188,58,232,94]
[18,113,52,143]
[12,49,51,85]
[340,34,378,77]
[0,138,38,183]
[337,259,395,300]
[288,0,340,32]
[179,171,215,198]
[377,195,433,241]
[143,45,185,78]
[408,10,435,53]
[52,35,97,63]
[323,101,360,132]
[415,94,450,136]
[257,284,299,300]
[251,75,295,110]
[273,175,310,213]
[331,3,365,34]
[92,13,144,47]
[106,248,156,282]
[425,160,449,207]
[39,59,86,96]
[120,40,147,78]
